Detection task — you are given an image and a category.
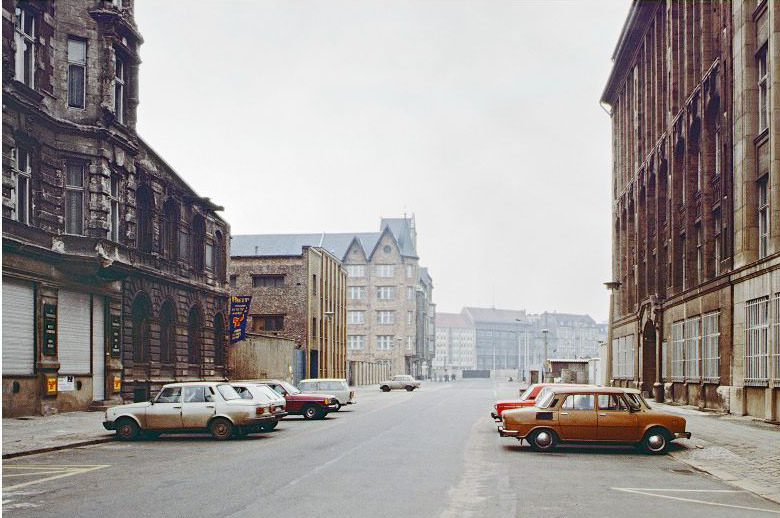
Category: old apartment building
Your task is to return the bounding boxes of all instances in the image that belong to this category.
[2,0,230,416]
[228,246,347,380]
[232,217,435,378]
[602,0,779,420]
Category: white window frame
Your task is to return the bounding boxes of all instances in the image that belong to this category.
[758,177,769,259]
[376,264,394,278]
[347,335,365,350]
[407,311,413,326]
[376,335,394,350]
[714,128,721,177]
[347,311,364,325]
[376,286,395,300]
[109,175,119,241]
[407,336,413,351]
[745,297,769,385]
[376,310,394,324]
[661,340,667,381]
[13,148,31,225]
[65,162,85,235]
[713,209,722,276]
[758,45,769,133]
[696,224,702,285]
[14,7,35,88]
[347,286,365,300]
[345,264,365,278]
[406,265,413,278]
[684,316,701,382]
[67,37,86,109]
[114,52,126,124]
[702,311,720,382]
[773,293,780,383]
[671,321,685,381]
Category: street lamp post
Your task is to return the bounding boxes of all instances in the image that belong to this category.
[604,281,621,385]
[542,328,549,382]
[324,310,335,379]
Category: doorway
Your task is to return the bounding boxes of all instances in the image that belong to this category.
[641,321,657,396]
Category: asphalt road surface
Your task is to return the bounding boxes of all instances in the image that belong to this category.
[3,380,780,518]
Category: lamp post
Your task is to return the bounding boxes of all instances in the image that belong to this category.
[604,281,621,385]
[324,310,335,379]
[514,318,524,383]
[542,328,549,382]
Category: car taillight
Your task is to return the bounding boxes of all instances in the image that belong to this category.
[324,398,330,405]
[350,391,355,398]
[256,406,266,415]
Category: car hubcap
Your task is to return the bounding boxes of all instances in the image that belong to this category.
[648,434,664,450]
[535,431,552,447]
[216,423,227,435]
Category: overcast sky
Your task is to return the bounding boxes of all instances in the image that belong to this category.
[134,0,630,322]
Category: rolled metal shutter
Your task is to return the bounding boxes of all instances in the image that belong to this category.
[2,279,35,375]
[57,290,91,374]
[92,297,105,400]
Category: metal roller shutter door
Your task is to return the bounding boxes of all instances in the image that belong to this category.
[2,279,35,375]
[57,290,91,375]
[92,297,105,400]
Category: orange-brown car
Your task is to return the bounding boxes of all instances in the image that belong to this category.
[498,386,690,454]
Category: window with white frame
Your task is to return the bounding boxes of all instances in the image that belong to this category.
[347,311,364,325]
[376,335,394,350]
[745,296,769,385]
[347,286,365,300]
[14,7,35,88]
[407,311,413,326]
[702,311,720,382]
[773,293,780,382]
[347,335,365,350]
[67,38,86,108]
[671,321,685,381]
[758,45,769,132]
[376,311,394,324]
[684,316,701,381]
[376,286,395,300]
[65,163,85,235]
[406,264,413,278]
[407,336,413,350]
[376,264,394,277]
[345,264,365,278]
[109,175,119,241]
[758,177,769,259]
[713,209,722,276]
[13,148,31,225]
[696,224,703,284]
[114,52,126,124]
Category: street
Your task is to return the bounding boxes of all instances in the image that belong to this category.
[3,380,779,518]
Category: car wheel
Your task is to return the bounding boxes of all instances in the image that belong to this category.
[641,428,670,454]
[405,386,415,391]
[209,417,234,440]
[528,429,557,452]
[302,405,320,420]
[116,418,140,441]
[333,403,342,411]
[260,421,278,432]
[381,386,390,392]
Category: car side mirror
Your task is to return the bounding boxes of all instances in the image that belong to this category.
[628,406,638,413]
[149,399,155,405]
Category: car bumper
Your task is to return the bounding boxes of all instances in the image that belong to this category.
[237,416,277,426]
[325,404,339,411]
[103,421,116,431]
[674,431,692,440]
[490,411,499,420]
[497,426,521,438]
[273,411,288,420]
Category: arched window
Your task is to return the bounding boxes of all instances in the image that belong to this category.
[187,305,202,363]
[214,230,225,281]
[214,312,225,365]
[159,300,176,363]
[136,185,154,253]
[191,214,206,271]
[162,198,179,260]
[131,293,151,362]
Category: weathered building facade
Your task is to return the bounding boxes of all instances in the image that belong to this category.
[602,0,779,420]
[2,0,230,416]
[228,246,347,380]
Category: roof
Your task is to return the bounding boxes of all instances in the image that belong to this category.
[548,358,591,364]
[419,267,432,286]
[542,313,598,326]
[547,385,640,395]
[462,307,528,324]
[436,312,472,328]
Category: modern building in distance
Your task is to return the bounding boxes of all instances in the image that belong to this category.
[602,0,779,420]
[2,0,230,416]
[228,246,347,380]
[433,313,476,375]
[232,216,435,378]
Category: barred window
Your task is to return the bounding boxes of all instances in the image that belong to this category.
[671,321,685,381]
[684,316,701,382]
[612,336,633,379]
[773,294,780,382]
[702,312,720,382]
[745,297,769,385]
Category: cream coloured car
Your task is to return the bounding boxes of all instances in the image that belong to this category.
[103,382,276,440]
[379,375,421,392]
[298,379,355,409]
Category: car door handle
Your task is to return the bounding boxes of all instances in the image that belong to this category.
[599,413,606,416]
[205,405,215,409]
[560,412,569,415]
[172,405,181,409]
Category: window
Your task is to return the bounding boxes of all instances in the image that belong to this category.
[65,163,85,235]
[187,306,202,364]
[14,7,35,87]
[758,177,769,259]
[406,265,413,278]
[684,316,701,381]
[758,45,769,132]
[252,274,284,288]
[407,286,414,300]
[376,264,394,277]
[681,234,687,289]
[13,148,31,224]
[661,341,667,381]
[155,387,181,404]
[347,335,365,350]
[407,336,414,350]
[597,394,628,411]
[67,38,86,108]
[376,286,395,300]
[612,336,633,379]
[183,386,207,403]
[745,297,769,385]
[229,275,237,288]
[159,301,175,363]
[407,311,413,326]
[345,264,365,278]
[714,129,721,177]
[312,274,317,295]
[214,231,225,281]
[347,311,364,325]
[376,311,394,324]
[162,199,179,259]
[702,311,720,382]
[671,321,684,381]
[773,293,780,383]
[136,185,154,252]
[713,209,722,276]
[695,224,702,284]
[252,314,284,332]
[348,286,365,300]
[696,149,702,192]
[109,175,119,241]
[376,335,394,350]
[205,241,214,270]
[562,394,595,410]
[114,52,126,124]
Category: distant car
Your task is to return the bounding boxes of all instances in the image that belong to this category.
[255,379,339,419]
[298,379,355,410]
[498,386,691,454]
[379,375,421,392]
[103,382,275,440]
[491,383,565,421]
[231,381,289,431]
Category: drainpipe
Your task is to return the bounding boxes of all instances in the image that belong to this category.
[604,281,622,385]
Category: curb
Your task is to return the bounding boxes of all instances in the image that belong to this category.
[2,436,114,460]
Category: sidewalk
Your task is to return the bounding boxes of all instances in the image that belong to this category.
[2,411,113,459]
[656,401,780,505]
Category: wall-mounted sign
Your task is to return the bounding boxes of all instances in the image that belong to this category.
[229,296,252,344]
[43,303,57,355]
[57,375,75,392]
[113,375,121,392]
[109,315,121,357]
[44,374,57,396]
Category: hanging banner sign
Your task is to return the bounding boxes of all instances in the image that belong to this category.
[229,296,252,344]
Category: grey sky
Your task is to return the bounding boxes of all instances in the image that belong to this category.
[134,0,630,322]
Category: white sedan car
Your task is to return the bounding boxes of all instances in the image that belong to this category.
[298,378,355,409]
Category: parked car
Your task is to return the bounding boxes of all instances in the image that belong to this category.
[255,379,339,419]
[298,378,355,410]
[103,382,276,441]
[379,375,421,392]
[498,386,690,454]
[231,381,288,431]
[491,383,579,421]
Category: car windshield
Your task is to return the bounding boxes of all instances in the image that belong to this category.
[625,393,645,410]
[279,381,300,394]
[518,386,534,400]
[217,384,241,401]
[534,390,556,408]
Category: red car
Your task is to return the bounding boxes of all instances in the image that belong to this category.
[491,383,555,421]
[256,379,339,420]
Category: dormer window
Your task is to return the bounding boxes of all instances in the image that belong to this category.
[14,7,36,88]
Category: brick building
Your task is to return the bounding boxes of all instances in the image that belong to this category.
[602,0,779,420]
[228,246,347,380]
[2,0,230,416]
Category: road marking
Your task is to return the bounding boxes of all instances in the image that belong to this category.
[613,487,780,514]
[3,464,109,491]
